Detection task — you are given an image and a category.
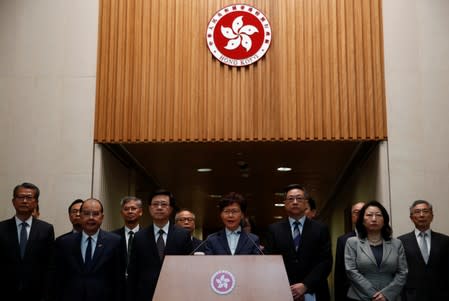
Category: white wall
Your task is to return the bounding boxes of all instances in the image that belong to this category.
[0,0,99,236]
[383,0,449,235]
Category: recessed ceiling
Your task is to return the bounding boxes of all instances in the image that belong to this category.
[116,140,374,235]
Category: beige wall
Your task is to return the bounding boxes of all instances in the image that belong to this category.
[0,0,100,236]
[383,0,449,235]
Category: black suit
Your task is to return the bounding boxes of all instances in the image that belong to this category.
[266,218,332,301]
[112,226,139,267]
[398,230,449,301]
[334,230,356,301]
[127,224,192,301]
[0,217,54,301]
[192,236,205,252]
[53,230,125,301]
[205,229,261,255]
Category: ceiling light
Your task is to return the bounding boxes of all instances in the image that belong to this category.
[274,203,285,207]
[197,168,212,172]
[277,167,292,172]
[273,215,284,220]
[209,194,222,199]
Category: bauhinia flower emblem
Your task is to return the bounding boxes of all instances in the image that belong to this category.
[221,16,258,51]
[215,274,231,289]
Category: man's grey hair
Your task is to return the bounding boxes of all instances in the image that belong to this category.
[409,199,433,214]
[175,209,196,221]
[120,196,143,208]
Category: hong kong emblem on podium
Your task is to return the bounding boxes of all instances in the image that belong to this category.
[206,4,272,67]
[210,270,236,295]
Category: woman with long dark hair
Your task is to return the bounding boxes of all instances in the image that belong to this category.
[344,201,407,301]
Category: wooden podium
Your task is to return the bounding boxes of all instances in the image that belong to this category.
[153,255,293,300]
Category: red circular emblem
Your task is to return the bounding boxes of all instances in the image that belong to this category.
[206,4,272,67]
[210,270,236,295]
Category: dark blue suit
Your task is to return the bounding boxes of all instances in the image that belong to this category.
[53,230,125,301]
[126,224,192,301]
[265,218,332,301]
[0,217,54,301]
[204,229,262,255]
[399,230,449,301]
[334,230,356,301]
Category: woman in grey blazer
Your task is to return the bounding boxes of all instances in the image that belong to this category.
[344,201,407,301]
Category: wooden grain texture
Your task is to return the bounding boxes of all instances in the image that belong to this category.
[94,0,387,142]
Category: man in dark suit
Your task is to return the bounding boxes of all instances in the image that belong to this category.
[266,184,332,301]
[53,198,125,301]
[58,199,84,238]
[398,200,449,301]
[0,182,55,301]
[127,189,192,301]
[175,208,204,252]
[112,196,143,275]
[334,201,364,301]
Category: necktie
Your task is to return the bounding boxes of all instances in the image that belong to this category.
[85,236,92,267]
[157,229,165,260]
[127,231,134,265]
[419,232,429,263]
[19,222,28,258]
[293,221,301,251]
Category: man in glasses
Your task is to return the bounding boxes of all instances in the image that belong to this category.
[53,198,125,301]
[0,182,55,301]
[58,199,84,238]
[175,209,203,251]
[265,184,332,301]
[126,188,192,301]
[399,200,449,301]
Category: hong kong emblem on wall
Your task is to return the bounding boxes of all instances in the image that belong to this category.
[206,4,272,67]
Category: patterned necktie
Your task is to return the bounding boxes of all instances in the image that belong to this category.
[293,221,301,251]
[19,222,28,258]
[419,232,429,263]
[127,231,134,266]
[85,236,92,267]
[157,229,165,260]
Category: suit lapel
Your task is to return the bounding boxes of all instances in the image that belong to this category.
[235,231,248,254]
[359,239,377,265]
[72,233,84,271]
[381,239,393,266]
[7,218,21,259]
[90,230,106,271]
[218,229,232,254]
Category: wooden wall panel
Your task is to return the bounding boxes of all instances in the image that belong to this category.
[95,0,387,142]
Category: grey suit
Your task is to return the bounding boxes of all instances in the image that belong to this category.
[344,237,408,301]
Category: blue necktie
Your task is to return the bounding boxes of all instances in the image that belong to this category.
[20,222,28,258]
[157,229,165,260]
[85,236,92,267]
[293,221,301,250]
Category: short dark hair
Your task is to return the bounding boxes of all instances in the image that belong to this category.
[13,182,40,201]
[355,200,392,241]
[150,188,176,207]
[409,200,433,216]
[68,199,84,213]
[284,184,309,199]
[218,192,247,213]
[307,198,317,210]
[80,198,104,213]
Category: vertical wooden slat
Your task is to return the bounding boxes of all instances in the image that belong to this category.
[95,0,387,143]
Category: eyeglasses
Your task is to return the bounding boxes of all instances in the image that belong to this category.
[151,202,169,208]
[412,209,432,215]
[222,209,241,216]
[351,210,361,216]
[285,195,305,203]
[15,195,35,202]
[70,209,81,215]
[81,211,102,218]
[176,217,194,222]
[122,206,140,212]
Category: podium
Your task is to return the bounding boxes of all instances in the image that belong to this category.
[153,255,293,300]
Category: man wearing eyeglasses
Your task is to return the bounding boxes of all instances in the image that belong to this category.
[398,200,449,301]
[126,189,192,301]
[0,182,55,301]
[175,209,204,251]
[53,198,125,301]
[57,199,84,238]
[265,184,332,301]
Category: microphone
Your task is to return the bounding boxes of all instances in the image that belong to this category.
[189,232,216,255]
[241,230,265,255]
